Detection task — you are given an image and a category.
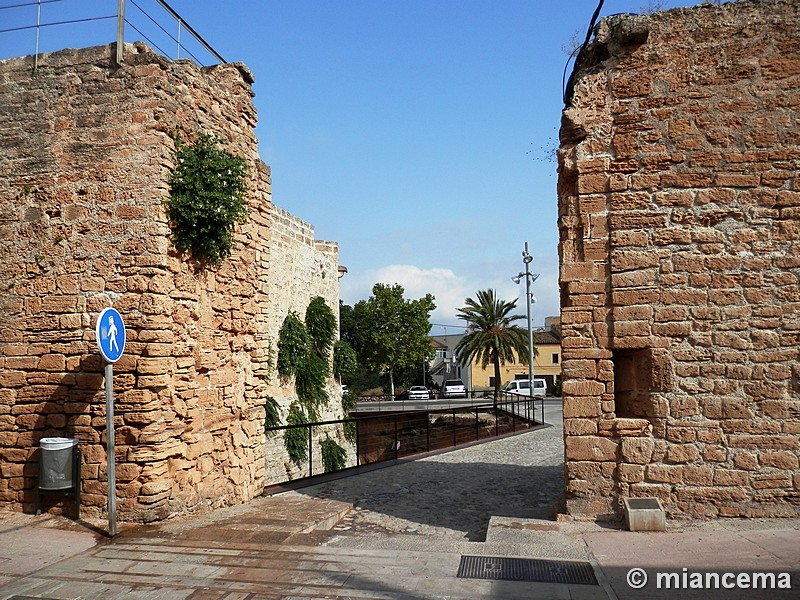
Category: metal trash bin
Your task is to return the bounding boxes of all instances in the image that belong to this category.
[37,437,80,518]
[39,437,78,489]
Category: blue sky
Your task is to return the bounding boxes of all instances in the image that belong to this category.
[1,0,701,334]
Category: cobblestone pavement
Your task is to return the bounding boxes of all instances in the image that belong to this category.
[298,401,566,544]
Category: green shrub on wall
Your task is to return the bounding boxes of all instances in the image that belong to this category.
[277,298,337,419]
[284,403,309,466]
[305,296,336,359]
[320,435,347,473]
[276,311,308,379]
[279,298,340,464]
[264,395,280,435]
[166,132,249,266]
[295,352,328,422]
[341,390,357,443]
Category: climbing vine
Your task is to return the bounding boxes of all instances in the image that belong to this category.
[284,402,309,466]
[295,352,328,422]
[341,389,357,443]
[276,311,308,379]
[276,298,337,417]
[277,298,340,464]
[264,394,280,435]
[166,132,249,266]
[305,296,336,359]
[320,435,347,473]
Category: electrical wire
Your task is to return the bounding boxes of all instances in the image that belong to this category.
[431,323,468,330]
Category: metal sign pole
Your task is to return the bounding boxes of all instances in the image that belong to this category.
[97,307,124,538]
[105,361,117,537]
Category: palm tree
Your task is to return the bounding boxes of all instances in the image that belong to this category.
[454,289,532,402]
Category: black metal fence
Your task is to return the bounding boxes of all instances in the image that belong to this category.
[264,396,544,487]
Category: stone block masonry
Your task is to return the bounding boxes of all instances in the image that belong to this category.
[558,0,799,519]
[0,43,343,520]
[264,205,351,484]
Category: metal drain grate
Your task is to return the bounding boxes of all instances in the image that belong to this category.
[457,555,599,585]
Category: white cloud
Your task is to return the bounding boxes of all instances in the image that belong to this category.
[339,263,559,334]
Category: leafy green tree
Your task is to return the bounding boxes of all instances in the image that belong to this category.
[339,300,364,350]
[455,289,531,402]
[353,283,435,397]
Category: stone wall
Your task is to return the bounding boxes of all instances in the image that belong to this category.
[0,43,343,520]
[263,205,351,483]
[558,0,799,519]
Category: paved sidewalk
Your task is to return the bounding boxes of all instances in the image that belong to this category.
[1,402,798,599]
[0,511,101,589]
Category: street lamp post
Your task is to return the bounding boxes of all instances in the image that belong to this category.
[513,242,541,424]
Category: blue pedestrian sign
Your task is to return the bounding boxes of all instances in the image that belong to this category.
[96,307,126,363]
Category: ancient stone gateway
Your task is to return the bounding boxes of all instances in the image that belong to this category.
[558,0,799,519]
[0,43,344,521]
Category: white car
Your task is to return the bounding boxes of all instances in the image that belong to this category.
[407,386,430,400]
[502,379,546,397]
[442,379,466,398]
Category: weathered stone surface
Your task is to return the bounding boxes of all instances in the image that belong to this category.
[0,44,345,521]
[620,437,655,465]
[560,0,800,519]
[565,436,619,462]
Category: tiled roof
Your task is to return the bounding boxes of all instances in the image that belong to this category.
[534,329,561,345]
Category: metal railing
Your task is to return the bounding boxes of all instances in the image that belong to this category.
[264,396,544,489]
[0,0,225,68]
[355,389,549,422]
[118,0,225,65]
[354,388,492,412]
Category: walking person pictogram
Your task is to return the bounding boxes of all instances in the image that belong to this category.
[107,315,119,353]
[96,307,125,363]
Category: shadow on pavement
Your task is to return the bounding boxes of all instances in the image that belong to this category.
[294,460,564,541]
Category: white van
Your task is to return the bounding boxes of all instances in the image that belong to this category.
[502,379,546,397]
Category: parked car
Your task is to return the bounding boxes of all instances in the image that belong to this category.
[407,386,430,400]
[502,378,546,397]
[442,379,467,398]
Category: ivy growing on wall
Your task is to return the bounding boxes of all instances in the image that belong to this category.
[264,394,280,435]
[277,298,339,461]
[284,402,309,466]
[320,435,347,473]
[166,132,249,266]
[276,311,308,379]
[277,298,337,418]
[305,296,336,359]
[341,389,357,444]
[295,352,328,422]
